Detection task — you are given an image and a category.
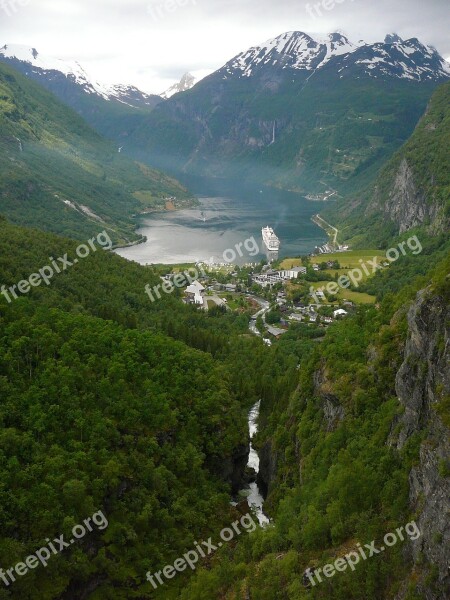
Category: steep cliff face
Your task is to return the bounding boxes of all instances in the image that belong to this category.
[380,158,443,233]
[392,289,449,599]
[257,361,346,502]
[326,81,450,245]
[257,440,277,499]
[365,82,450,238]
[217,443,250,495]
[313,363,345,432]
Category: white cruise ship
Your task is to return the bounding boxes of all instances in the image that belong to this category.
[262,226,280,251]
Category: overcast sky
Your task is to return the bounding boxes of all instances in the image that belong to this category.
[1,0,449,93]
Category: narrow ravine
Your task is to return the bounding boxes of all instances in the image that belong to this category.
[243,400,270,526]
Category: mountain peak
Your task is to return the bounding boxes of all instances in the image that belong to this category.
[328,32,351,43]
[0,43,107,94]
[221,31,450,82]
[224,31,362,77]
[385,33,404,44]
[161,72,196,99]
[0,44,160,107]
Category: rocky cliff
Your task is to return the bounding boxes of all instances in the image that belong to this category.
[324,81,450,245]
[393,288,450,599]
[379,158,444,234]
[369,82,449,237]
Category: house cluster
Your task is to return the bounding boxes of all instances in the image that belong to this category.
[283,304,349,325]
[287,305,320,323]
[252,266,307,288]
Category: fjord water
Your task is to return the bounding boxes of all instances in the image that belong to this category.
[115,178,328,265]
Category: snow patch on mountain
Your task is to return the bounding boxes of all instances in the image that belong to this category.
[0,44,113,99]
[222,31,450,82]
[161,72,196,99]
[354,37,450,81]
[225,32,364,77]
[0,44,160,106]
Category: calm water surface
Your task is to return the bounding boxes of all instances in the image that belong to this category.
[115,179,328,265]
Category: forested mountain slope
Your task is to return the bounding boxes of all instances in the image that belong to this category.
[324,81,450,246]
[0,215,315,598]
[169,96,450,597]
[176,233,450,600]
[124,33,448,196]
[0,62,191,244]
[0,44,162,142]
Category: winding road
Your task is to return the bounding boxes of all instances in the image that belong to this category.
[312,214,338,247]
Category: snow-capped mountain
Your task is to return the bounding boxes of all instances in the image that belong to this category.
[161,72,196,99]
[0,44,161,109]
[346,34,450,81]
[221,32,450,82]
[107,83,161,109]
[224,32,362,76]
[0,44,112,97]
[125,30,450,193]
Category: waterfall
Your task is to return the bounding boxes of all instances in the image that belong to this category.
[244,400,270,526]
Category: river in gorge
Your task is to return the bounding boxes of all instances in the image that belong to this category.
[115,177,328,265]
[241,401,270,527]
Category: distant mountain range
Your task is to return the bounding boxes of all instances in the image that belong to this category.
[124,31,450,194]
[0,44,161,108]
[1,33,449,197]
[222,31,450,81]
[0,60,192,243]
[0,44,163,140]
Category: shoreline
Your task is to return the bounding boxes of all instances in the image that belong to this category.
[311,214,339,247]
[112,235,148,251]
[115,196,198,252]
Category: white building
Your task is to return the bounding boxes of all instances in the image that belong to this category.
[279,266,307,280]
[289,313,304,322]
[185,281,205,305]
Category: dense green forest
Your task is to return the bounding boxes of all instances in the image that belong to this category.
[0,216,323,598]
[175,237,449,600]
[0,62,193,244]
[0,57,448,600]
[0,213,447,599]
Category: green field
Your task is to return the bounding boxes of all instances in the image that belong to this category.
[309,281,376,304]
[310,250,386,267]
[279,257,303,269]
[282,250,386,290]
[280,249,386,270]
[281,249,386,304]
